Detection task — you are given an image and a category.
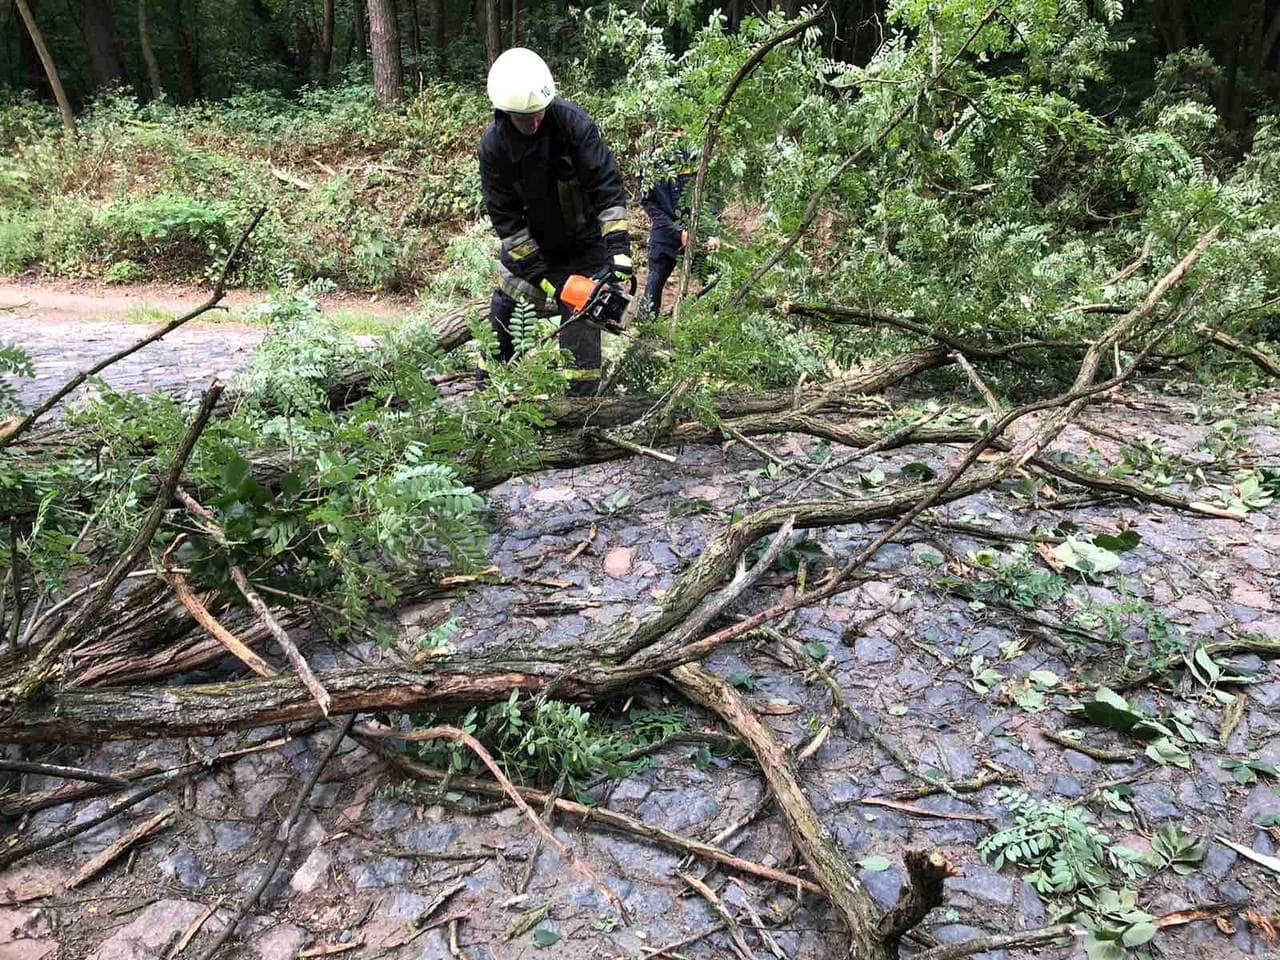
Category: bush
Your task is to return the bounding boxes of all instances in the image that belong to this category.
[96,193,231,272]
[0,214,38,274]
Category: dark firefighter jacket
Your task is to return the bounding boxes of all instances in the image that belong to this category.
[642,171,694,254]
[479,97,631,304]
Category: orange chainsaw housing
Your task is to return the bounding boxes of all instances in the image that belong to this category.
[559,274,597,312]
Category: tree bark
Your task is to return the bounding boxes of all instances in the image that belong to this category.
[319,0,335,76]
[1152,0,1194,55]
[138,0,164,100]
[79,0,126,89]
[172,0,199,102]
[483,0,501,65]
[352,0,367,60]
[432,0,445,72]
[14,0,76,134]
[408,0,421,56]
[367,0,403,103]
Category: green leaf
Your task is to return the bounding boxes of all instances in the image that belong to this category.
[902,462,937,480]
[1028,670,1060,688]
[533,927,561,947]
[1052,536,1121,575]
[1121,922,1158,947]
[858,856,892,872]
[1093,530,1141,552]
[804,642,829,660]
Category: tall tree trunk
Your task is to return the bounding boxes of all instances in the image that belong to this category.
[138,0,164,100]
[319,0,335,76]
[353,0,367,61]
[172,0,198,102]
[1152,0,1194,55]
[408,0,420,55]
[509,0,519,47]
[483,0,500,65]
[431,0,445,74]
[367,0,402,103]
[14,0,76,134]
[80,0,126,89]
[1257,4,1280,76]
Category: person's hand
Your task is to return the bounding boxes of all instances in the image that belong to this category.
[681,229,688,249]
[611,253,634,281]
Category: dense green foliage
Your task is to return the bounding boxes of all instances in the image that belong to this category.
[3,1,1280,648]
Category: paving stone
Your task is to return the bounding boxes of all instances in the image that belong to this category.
[603,547,635,576]
[70,800,123,857]
[1019,882,1046,925]
[0,907,55,960]
[351,857,411,889]
[1132,783,1181,820]
[246,920,309,960]
[88,899,212,960]
[858,866,902,908]
[1201,840,1239,880]
[369,799,414,833]
[637,788,717,833]
[854,634,899,663]
[387,891,428,919]
[157,846,208,890]
[289,846,332,893]
[212,822,256,854]
[931,924,1006,960]
[947,865,1013,905]
[403,823,461,853]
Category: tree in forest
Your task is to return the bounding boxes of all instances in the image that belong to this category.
[368,0,402,102]
[14,0,76,133]
[137,0,164,100]
[79,0,125,89]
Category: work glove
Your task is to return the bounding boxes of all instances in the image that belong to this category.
[599,255,637,295]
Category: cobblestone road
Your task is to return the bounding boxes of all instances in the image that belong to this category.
[1,316,265,408]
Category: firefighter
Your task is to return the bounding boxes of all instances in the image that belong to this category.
[479,47,633,396]
[640,154,721,317]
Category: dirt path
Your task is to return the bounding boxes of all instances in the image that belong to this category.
[0,277,418,325]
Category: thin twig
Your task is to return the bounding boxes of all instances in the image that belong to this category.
[0,770,182,870]
[588,428,678,464]
[0,758,130,787]
[952,351,1000,413]
[367,744,820,894]
[912,923,1078,960]
[678,871,755,960]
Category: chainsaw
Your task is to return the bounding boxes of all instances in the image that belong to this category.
[558,271,635,335]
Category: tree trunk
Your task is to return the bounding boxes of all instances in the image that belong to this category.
[14,0,76,134]
[483,0,500,65]
[1152,0,1194,55]
[138,0,164,100]
[353,0,367,61]
[509,0,519,47]
[79,0,126,89]
[172,0,198,102]
[319,0,335,76]
[408,0,421,56]
[367,0,402,103]
[431,0,445,74]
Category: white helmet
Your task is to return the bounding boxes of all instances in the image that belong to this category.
[487,48,556,114]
